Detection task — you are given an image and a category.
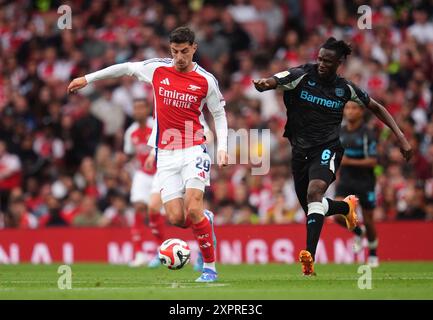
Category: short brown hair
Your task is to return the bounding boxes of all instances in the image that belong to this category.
[169,27,195,45]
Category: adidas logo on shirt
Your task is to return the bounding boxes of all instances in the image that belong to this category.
[160,78,170,85]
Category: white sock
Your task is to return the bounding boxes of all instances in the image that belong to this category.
[307,202,325,215]
[368,239,378,249]
[322,198,329,214]
[203,262,216,272]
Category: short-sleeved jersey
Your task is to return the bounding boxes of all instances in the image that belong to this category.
[339,124,377,186]
[273,63,370,150]
[123,58,225,150]
[124,117,156,175]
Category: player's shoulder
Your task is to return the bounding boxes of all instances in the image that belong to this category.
[125,121,140,135]
[338,77,364,93]
[337,76,355,87]
[364,124,377,137]
[194,63,219,88]
[340,124,349,132]
[141,57,173,67]
[342,78,370,101]
[340,124,357,137]
[299,63,316,72]
[280,63,311,80]
[353,123,375,137]
[273,64,309,84]
[286,63,311,76]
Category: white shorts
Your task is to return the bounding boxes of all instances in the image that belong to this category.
[156,145,211,203]
[150,174,160,195]
[130,171,159,204]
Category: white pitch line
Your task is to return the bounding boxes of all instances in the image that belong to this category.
[168,282,229,289]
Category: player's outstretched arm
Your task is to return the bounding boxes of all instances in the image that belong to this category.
[67,63,135,94]
[212,109,228,168]
[252,78,278,92]
[206,77,229,168]
[367,98,413,161]
[67,77,88,93]
[217,150,228,168]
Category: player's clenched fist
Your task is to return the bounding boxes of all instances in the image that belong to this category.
[217,150,228,168]
[67,76,88,93]
[252,78,277,92]
[252,79,269,92]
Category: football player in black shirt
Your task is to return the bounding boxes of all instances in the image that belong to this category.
[253,37,412,275]
[335,101,379,267]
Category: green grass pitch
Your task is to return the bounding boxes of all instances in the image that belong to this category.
[0,262,432,299]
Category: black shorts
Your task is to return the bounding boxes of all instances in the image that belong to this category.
[335,183,376,210]
[291,142,344,213]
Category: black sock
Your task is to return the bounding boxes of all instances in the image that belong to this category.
[368,239,378,256]
[306,213,325,260]
[324,198,350,216]
[353,226,363,236]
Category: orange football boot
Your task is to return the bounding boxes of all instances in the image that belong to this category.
[299,250,316,276]
[343,195,359,231]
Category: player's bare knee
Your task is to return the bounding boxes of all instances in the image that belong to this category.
[307,182,327,203]
[166,212,184,227]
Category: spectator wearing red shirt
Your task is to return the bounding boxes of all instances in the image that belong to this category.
[100,191,134,228]
[39,194,70,227]
[0,140,22,212]
[72,196,102,227]
[7,197,38,229]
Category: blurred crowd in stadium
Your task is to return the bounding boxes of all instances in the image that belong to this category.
[1,0,433,229]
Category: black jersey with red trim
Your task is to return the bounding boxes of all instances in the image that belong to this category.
[272,63,370,150]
